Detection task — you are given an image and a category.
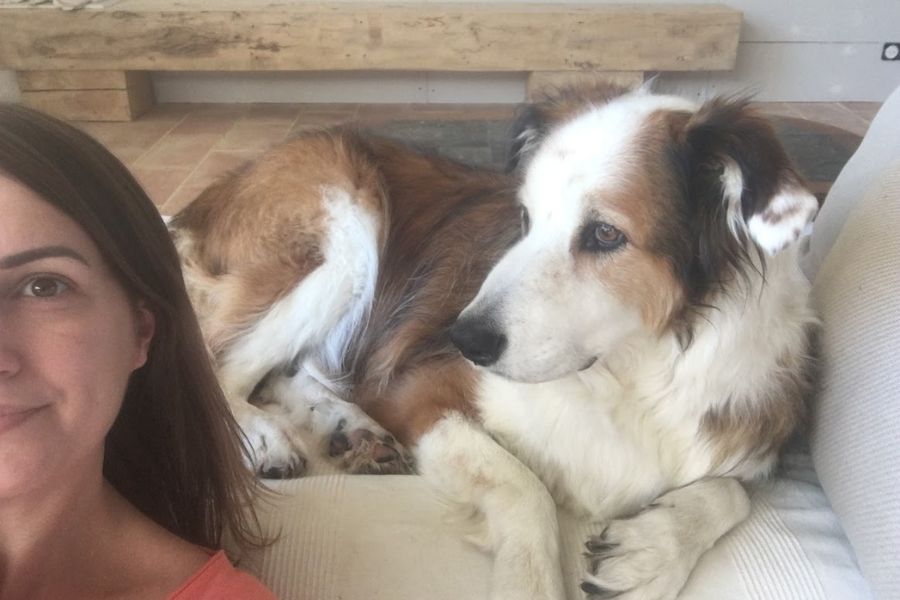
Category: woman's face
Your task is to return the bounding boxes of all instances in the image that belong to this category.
[0,175,154,499]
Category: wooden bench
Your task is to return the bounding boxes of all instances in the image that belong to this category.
[0,1,741,121]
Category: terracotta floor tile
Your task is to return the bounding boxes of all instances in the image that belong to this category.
[216,121,293,151]
[168,110,244,136]
[356,103,515,125]
[839,102,881,123]
[752,102,801,119]
[130,165,194,207]
[288,119,353,137]
[292,104,362,129]
[75,120,180,165]
[134,133,222,169]
[102,144,151,167]
[160,183,207,217]
[788,103,870,137]
[160,149,262,214]
[65,101,866,211]
[240,103,302,124]
[193,149,261,184]
[136,103,194,124]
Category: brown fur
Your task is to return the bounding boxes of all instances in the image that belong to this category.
[174,86,812,464]
[345,137,520,442]
[531,81,633,127]
[359,358,480,446]
[577,115,693,334]
[174,130,519,442]
[702,326,819,471]
[172,132,387,356]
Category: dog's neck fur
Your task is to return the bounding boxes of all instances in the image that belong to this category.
[475,243,814,520]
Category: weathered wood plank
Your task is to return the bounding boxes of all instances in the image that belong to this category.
[17,70,130,91]
[527,71,646,100]
[0,4,742,73]
[19,72,155,121]
[124,71,156,117]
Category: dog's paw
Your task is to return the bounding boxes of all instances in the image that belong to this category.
[327,418,415,475]
[581,504,696,600]
[241,411,309,479]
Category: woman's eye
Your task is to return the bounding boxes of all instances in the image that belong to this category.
[22,277,70,298]
[520,205,530,237]
[581,222,627,253]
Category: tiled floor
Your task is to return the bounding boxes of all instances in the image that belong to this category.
[74,101,879,215]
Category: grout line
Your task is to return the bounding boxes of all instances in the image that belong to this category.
[131,110,191,168]
[159,140,220,215]
[142,101,862,211]
[837,102,878,126]
[285,106,303,140]
[807,102,870,136]
[830,101,871,123]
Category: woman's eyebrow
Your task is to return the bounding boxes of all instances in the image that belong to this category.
[0,245,90,269]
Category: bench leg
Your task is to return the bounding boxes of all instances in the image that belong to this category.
[17,70,155,122]
[526,71,645,101]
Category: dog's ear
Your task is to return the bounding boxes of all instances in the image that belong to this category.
[682,97,819,255]
[506,104,547,172]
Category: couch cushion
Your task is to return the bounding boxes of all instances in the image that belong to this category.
[802,84,900,280]
[809,156,900,600]
[238,475,492,600]
[682,446,871,600]
[237,458,870,600]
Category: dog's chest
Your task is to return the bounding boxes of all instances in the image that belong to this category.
[475,369,710,520]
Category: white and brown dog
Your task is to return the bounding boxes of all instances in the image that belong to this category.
[169,83,819,599]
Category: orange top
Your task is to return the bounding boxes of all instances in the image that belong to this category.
[167,550,277,600]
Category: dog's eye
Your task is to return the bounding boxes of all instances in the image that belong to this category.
[581,222,626,253]
[519,205,530,237]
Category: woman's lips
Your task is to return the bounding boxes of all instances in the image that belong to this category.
[0,405,46,434]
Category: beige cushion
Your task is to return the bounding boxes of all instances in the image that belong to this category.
[809,157,900,600]
[803,84,900,280]
[239,457,871,600]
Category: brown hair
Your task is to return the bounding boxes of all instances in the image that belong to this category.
[0,103,268,551]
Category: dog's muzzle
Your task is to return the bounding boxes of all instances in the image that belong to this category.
[450,316,507,367]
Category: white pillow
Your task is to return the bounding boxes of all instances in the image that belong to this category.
[239,463,871,600]
[810,157,900,600]
[803,84,900,280]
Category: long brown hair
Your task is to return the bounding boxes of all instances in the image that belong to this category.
[0,103,267,551]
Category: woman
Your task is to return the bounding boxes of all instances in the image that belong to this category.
[0,104,276,599]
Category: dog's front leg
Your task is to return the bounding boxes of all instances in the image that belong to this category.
[583,477,751,600]
[217,360,310,480]
[416,413,565,600]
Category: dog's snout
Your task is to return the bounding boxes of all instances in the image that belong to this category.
[450,318,507,367]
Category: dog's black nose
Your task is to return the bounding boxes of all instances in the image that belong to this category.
[450,318,507,367]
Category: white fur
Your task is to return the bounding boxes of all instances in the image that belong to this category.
[191,90,815,599]
[583,479,751,600]
[255,357,408,475]
[747,188,819,254]
[455,92,815,598]
[476,245,813,522]
[218,185,379,398]
[720,158,819,255]
[721,158,748,239]
[416,414,565,600]
[461,94,698,383]
[212,186,381,474]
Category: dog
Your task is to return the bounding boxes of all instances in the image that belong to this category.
[169,82,819,599]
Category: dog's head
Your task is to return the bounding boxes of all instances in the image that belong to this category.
[451,84,818,383]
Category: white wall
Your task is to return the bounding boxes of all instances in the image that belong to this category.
[3,0,899,104]
[654,0,900,102]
